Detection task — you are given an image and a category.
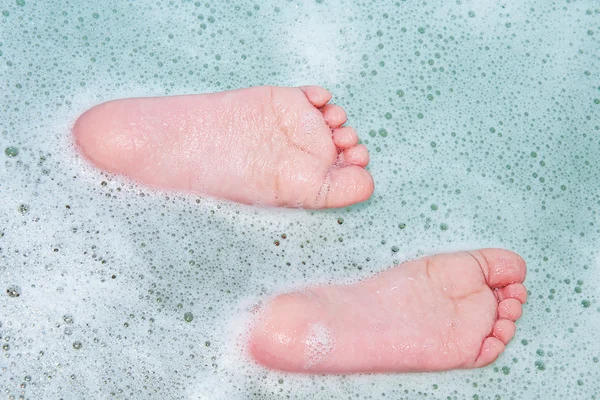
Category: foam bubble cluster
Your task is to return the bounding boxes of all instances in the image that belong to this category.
[1,0,598,399]
[304,323,335,369]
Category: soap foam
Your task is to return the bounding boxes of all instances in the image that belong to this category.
[0,0,598,399]
[304,323,335,370]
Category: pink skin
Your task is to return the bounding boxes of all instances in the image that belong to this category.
[73,86,374,208]
[249,249,527,373]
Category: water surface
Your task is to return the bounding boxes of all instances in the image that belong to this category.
[1,0,599,399]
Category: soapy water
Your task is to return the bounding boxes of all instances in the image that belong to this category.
[1,0,599,399]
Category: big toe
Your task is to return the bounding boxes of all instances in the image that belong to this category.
[473,337,505,368]
[324,166,374,208]
[470,249,527,289]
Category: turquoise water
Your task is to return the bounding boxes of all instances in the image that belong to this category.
[1,0,599,398]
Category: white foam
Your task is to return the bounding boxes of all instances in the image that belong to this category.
[304,323,335,370]
[1,0,598,399]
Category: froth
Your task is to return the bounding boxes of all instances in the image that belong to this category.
[304,323,335,370]
[1,0,598,399]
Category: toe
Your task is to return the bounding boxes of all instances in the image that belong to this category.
[496,283,527,304]
[332,127,359,149]
[299,86,332,108]
[470,249,527,289]
[473,337,505,368]
[492,320,516,345]
[497,298,522,321]
[341,145,370,167]
[324,166,374,208]
[321,104,347,128]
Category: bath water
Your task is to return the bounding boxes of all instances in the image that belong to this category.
[1,0,599,398]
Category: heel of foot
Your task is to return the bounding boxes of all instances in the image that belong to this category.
[304,323,335,370]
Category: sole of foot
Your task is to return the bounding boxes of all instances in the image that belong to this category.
[73,86,374,208]
[249,248,527,373]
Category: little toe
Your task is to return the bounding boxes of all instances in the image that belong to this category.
[497,298,522,321]
[496,283,527,304]
[332,127,358,149]
[299,86,332,108]
[492,320,516,345]
[324,166,374,208]
[321,104,347,128]
[341,145,370,167]
[473,337,505,368]
[470,249,527,289]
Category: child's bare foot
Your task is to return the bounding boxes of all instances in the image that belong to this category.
[73,86,374,208]
[249,249,527,373]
